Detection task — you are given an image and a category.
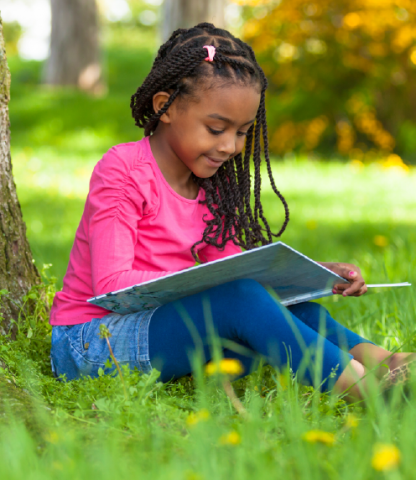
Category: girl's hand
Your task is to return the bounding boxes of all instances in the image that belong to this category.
[318,262,368,297]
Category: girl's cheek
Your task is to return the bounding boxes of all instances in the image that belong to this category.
[235,138,246,154]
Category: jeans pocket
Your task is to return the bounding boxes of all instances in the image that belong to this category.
[80,319,95,351]
[74,318,112,365]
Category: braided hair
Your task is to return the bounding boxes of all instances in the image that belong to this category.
[130,23,289,261]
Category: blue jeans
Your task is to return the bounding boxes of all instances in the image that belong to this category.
[51,279,373,390]
[51,309,154,381]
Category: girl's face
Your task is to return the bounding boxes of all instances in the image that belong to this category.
[155,82,261,178]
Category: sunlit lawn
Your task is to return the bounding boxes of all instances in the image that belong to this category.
[2,27,416,480]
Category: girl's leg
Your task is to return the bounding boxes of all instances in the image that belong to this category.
[349,344,416,378]
[288,302,416,378]
[148,279,368,397]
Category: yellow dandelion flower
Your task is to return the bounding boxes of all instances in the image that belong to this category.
[302,430,336,446]
[371,443,401,471]
[186,409,210,427]
[373,235,389,247]
[197,408,210,420]
[278,374,288,390]
[205,359,244,377]
[185,471,203,480]
[306,220,317,230]
[345,414,359,429]
[220,359,244,375]
[410,49,416,65]
[44,431,60,444]
[220,430,241,445]
[186,413,199,427]
[205,362,218,376]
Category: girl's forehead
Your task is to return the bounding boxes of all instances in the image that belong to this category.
[189,83,261,118]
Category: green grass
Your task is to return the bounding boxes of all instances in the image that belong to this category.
[2,27,416,479]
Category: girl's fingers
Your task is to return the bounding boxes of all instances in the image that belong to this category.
[343,282,364,296]
[330,263,367,297]
[333,281,367,296]
[356,284,368,296]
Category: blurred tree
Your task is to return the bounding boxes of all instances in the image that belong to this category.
[0,15,40,334]
[162,0,226,41]
[234,0,416,161]
[44,0,104,94]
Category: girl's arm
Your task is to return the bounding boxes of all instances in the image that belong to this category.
[88,146,174,296]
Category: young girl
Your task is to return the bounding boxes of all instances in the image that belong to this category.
[50,23,414,400]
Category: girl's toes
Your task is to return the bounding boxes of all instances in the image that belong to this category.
[387,353,416,372]
[379,362,416,398]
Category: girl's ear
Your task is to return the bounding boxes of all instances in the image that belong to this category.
[152,91,173,124]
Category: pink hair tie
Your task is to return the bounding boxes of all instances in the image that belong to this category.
[203,45,216,62]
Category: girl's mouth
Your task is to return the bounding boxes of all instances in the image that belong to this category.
[204,155,226,168]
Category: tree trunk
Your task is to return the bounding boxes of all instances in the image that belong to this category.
[0,15,40,335]
[162,0,226,42]
[44,0,103,93]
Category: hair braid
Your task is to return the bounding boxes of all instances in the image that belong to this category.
[241,124,259,239]
[130,22,290,261]
[225,157,249,242]
[256,81,290,238]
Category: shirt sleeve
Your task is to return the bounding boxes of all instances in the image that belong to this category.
[87,146,173,296]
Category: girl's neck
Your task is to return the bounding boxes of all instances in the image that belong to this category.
[149,131,199,200]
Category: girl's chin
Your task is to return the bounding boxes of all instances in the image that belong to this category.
[192,171,218,179]
[191,163,221,178]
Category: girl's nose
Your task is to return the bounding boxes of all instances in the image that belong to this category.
[218,134,236,157]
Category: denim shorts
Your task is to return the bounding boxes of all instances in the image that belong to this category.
[50,308,158,380]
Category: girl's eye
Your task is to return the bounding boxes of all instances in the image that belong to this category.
[208,127,224,135]
[208,127,248,137]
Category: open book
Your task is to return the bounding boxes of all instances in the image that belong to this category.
[88,242,411,315]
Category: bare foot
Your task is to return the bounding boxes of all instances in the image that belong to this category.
[385,352,416,372]
[348,344,416,379]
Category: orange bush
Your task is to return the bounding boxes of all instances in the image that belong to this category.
[234,0,416,161]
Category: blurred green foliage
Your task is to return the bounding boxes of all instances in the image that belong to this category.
[235,0,416,162]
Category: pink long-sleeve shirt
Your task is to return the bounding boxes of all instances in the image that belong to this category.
[50,136,242,326]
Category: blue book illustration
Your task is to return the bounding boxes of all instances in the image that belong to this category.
[88,242,359,314]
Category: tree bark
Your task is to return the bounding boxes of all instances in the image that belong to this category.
[0,15,40,335]
[44,0,103,93]
[162,0,226,42]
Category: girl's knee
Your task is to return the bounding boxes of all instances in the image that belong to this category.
[207,279,272,331]
[222,278,267,299]
[289,301,329,319]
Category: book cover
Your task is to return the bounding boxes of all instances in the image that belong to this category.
[88,242,352,314]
